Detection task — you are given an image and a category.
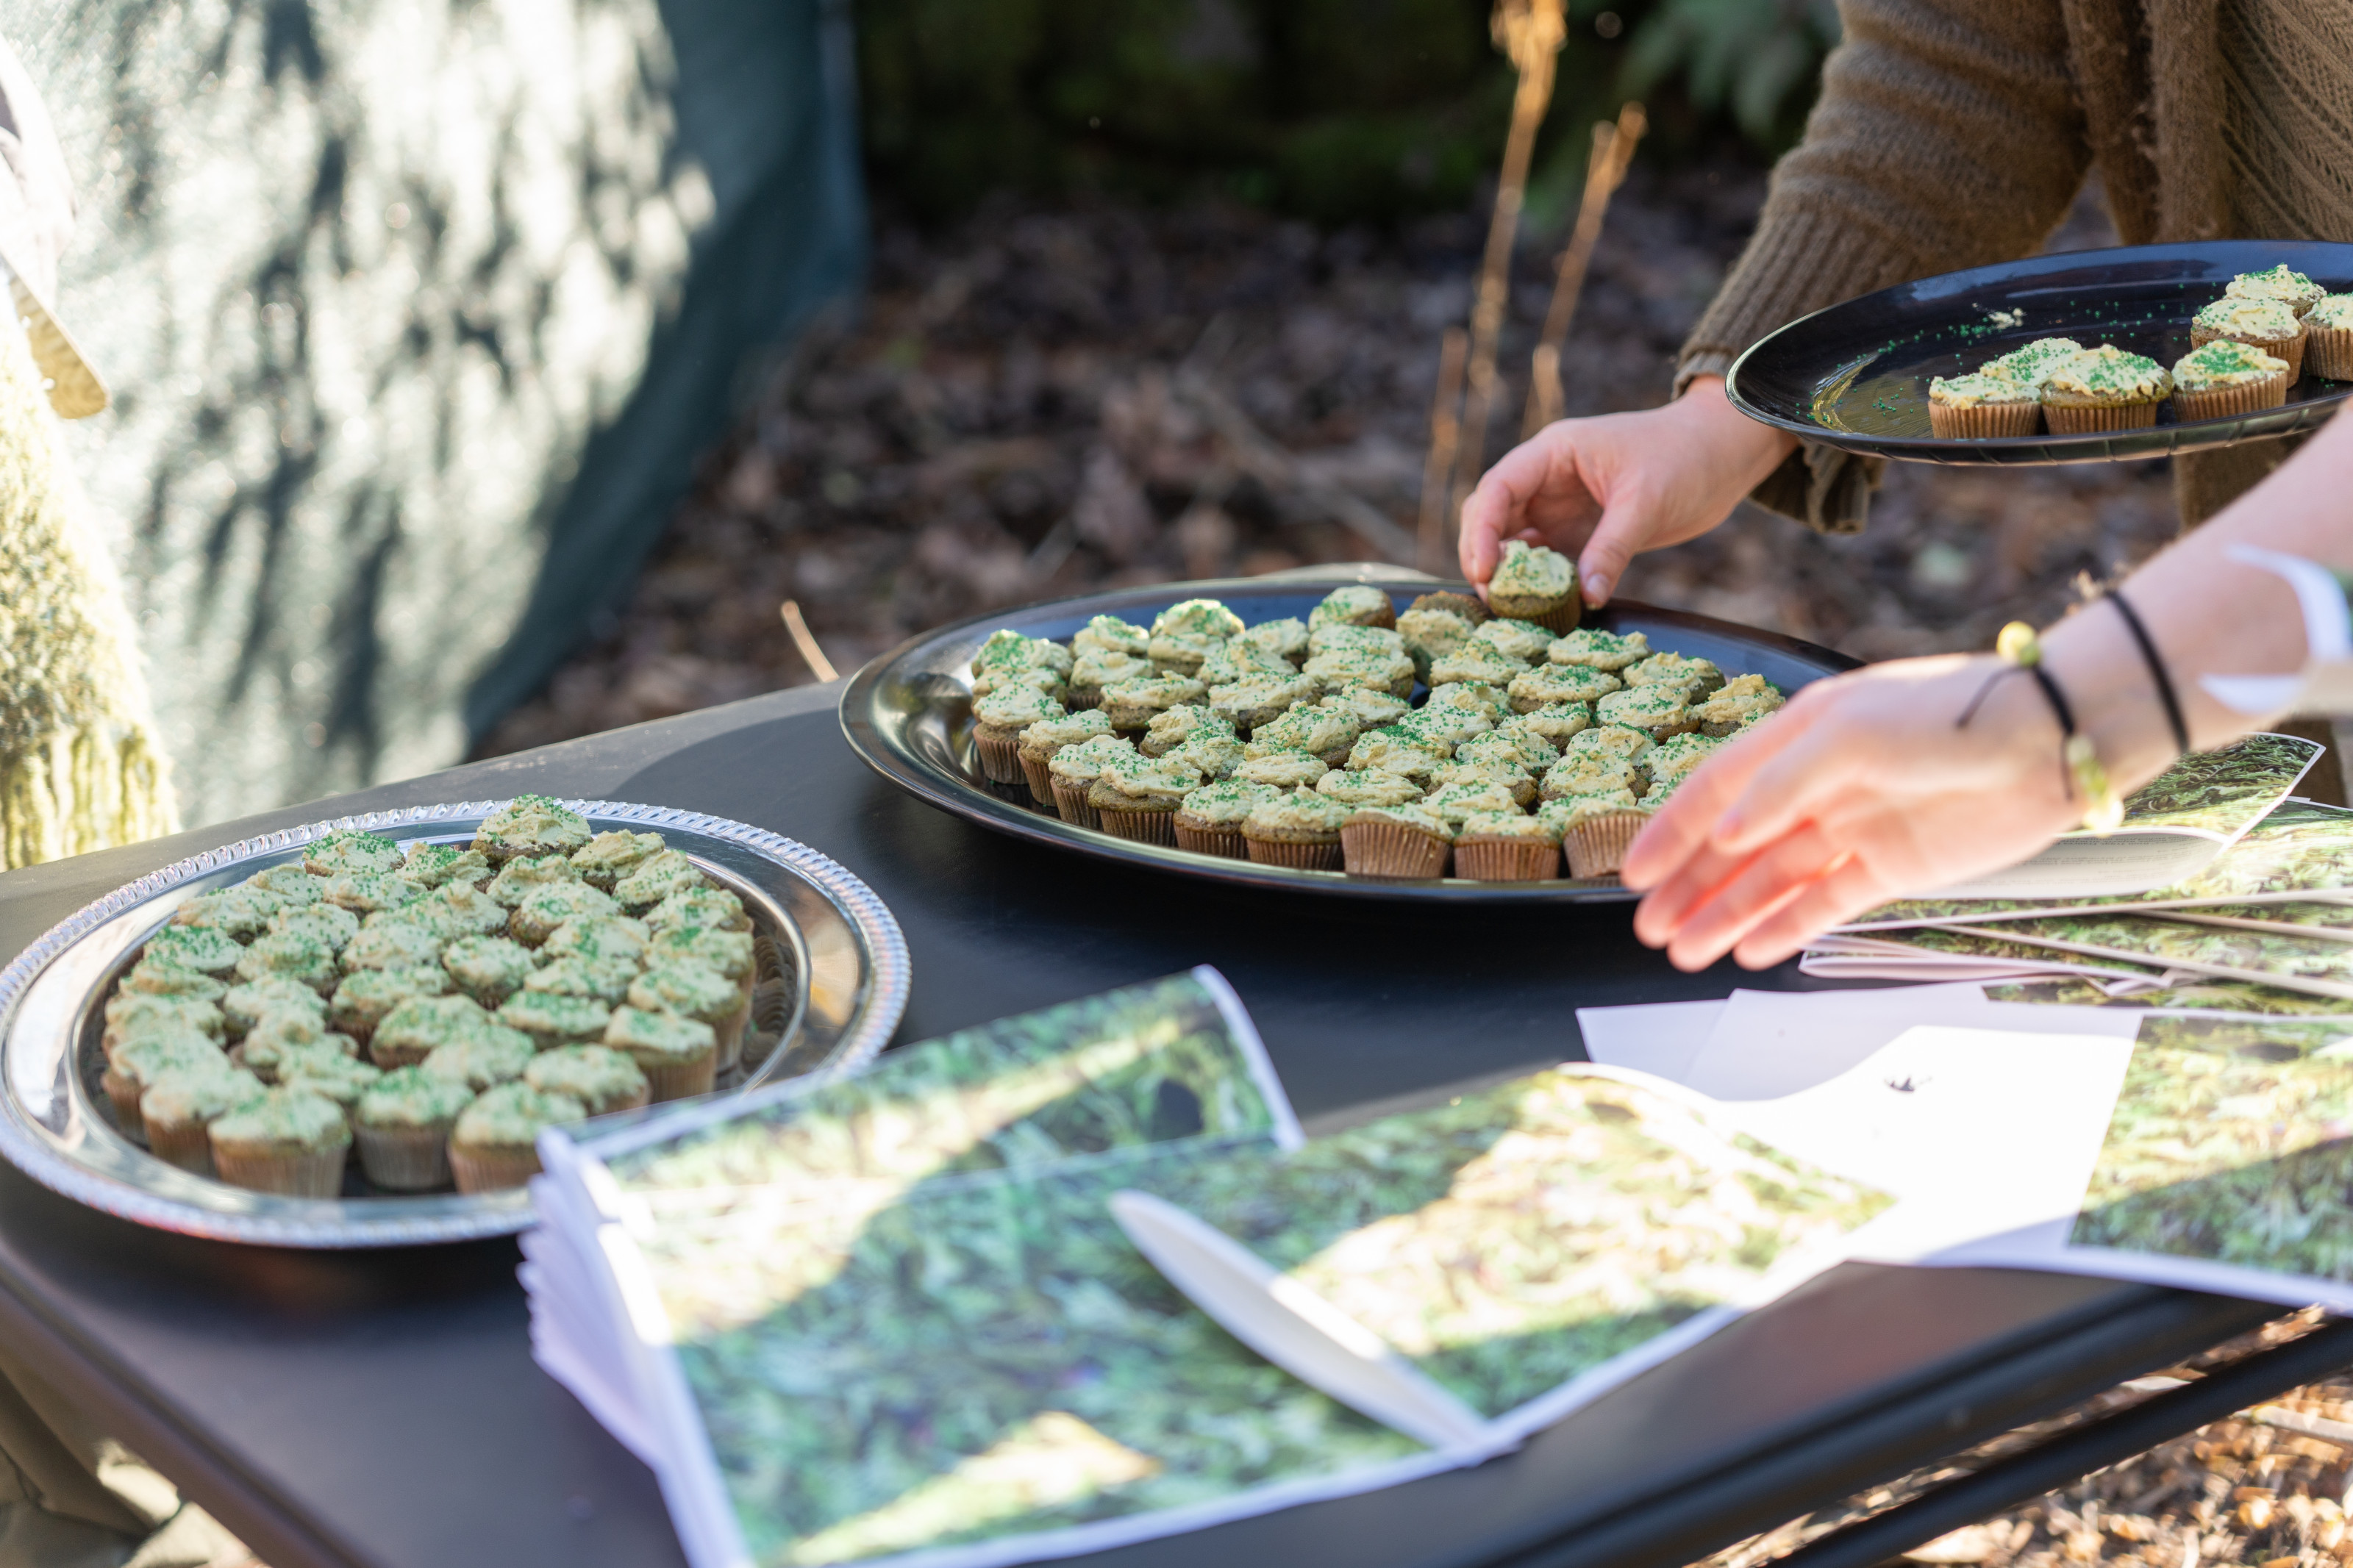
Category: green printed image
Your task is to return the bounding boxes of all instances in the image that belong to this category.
[2078,732,2319,839]
[1984,976,2353,1018]
[1852,799,2353,930]
[610,972,1278,1195]
[1985,914,2353,1000]
[2073,1016,2353,1277]
[641,1070,1888,1567]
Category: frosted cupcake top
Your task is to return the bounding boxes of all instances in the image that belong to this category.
[1929,372,2038,408]
[1422,779,1525,826]
[525,1046,649,1111]
[454,1083,585,1150]
[1047,734,1138,781]
[2309,295,2353,330]
[1243,790,1351,838]
[1071,615,1150,657]
[1548,627,1650,670]
[1232,751,1330,790]
[1983,337,2082,387]
[1093,756,1204,804]
[1238,617,1310,661]
[1307,584,1393,630]
[1018,710,1113,757]
[1538,790,1647,832]
[973,685,1065,729]
[1314,768,1427,809]
[1346,803,1452,840]
[211,1087,350,1153]
[1306,621,1405,658]
[2041,346,2171,402]
[1489,540,1574,599]
[2172,338,2290,392]
[1247,704,1359,759]
[1458,810,1560,844]
[1175,779,1283,826]
[2191,297,2302,340]
[2226,265,2324,312]
[1151,598,1246,640]
[1471,618,1557,663]
[357,1066,477,1130]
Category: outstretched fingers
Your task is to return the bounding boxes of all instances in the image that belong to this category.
[1659,818,1850,972]
[1729,853,1893,970]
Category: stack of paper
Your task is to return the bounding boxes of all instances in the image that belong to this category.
[1802,737,2353,1019]
[525,969,1893,1568]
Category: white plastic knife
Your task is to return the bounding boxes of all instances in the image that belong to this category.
[1107,1189,1493,1451]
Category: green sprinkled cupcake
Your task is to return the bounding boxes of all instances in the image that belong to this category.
[1541,753,1647,802]
[1982,337,2082,388]
[171,886,282,941]
[1068,648,1151,710]
[1343,728,1445,786]
[1071,613,1151,659]
[440,935,538,1009]
[448,1083,586,1192]
[1928,372,2040,438]
[1173,779,1284,859]
[1246,704,1360,767]
[1513,701,1593,749]
[339,916,445,975]
[1421,681,1512,723]
[2308,296,2353,380]
[331,964,450,1047]
[627,962,741,1043]
[2189,298,2304,379]
[603,1007,720,1103]
[210,1088,351,1198]
[2039,345,2173,432]
[1165,730,1243,781]
[402,842,494,890]
[1317,686,1413,731]
[1507,663,1622,714]
[354,1067,478,1190]
[102,991,225,1055]
[525,1045,651,1118]
[1238,616,1310,662]
[1485,540,1580,632]
[1693,673,1784,737]
[1207,674,1318,735]
[1427,646,1529,690]
[1140,704,1235,759]
[243,864,324,904]
[142,1065,267,1176]
[123,956,227,1003]
[1340,803,1453,880]
[1430,758,1538,809]
[1625,652,1724,698]
[1088,756,1204,845]
[270,901,360,952]
[473,795,594,864]
[1306,584,1396,633]
[524,954,642,1007]
[2171,338,2292,423]
[304,828,406,879]
[1555,792,1652,880]
[232,931,341,992]
[1045,734,1137,827]
[371,994,499,1070]
[1232,751,1330,791]
[409,882,513,940]
[420,1025,538,1092]
[1469,618,1557,665]
[541,914,653,967]
[1456,728,1559,773]
[1453,809,1563,882]
[1196,640,1299,690]
[1546,627,1649,672]
[569,830,667,892]
[143,924,245,976]
[1301,645,1415,699]
[611,849,713,914]
[971,684,1066,786]
[1396,601,1478,680]
[487,852,582,911]
[1314,767,1428,810]
[645,887,748,934]
[496,992,614,1050]
[1240,789,1351,871]
[318,871,419,917]
[1421,778,1527,831]
[104,1035,229,1139]
[1304,621,1406,660]
[1099,673,1210,733]
[279,1055,385,1125]
[2226,264,2326,316]
[510,880,623,947]
[1018,709,1115,803]
[235,1012,361,1084]
[220,976,328,1039]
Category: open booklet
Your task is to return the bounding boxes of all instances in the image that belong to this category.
[526,971,1891,1568]
[1914,734,2318,901]
[1843,798,2353,932]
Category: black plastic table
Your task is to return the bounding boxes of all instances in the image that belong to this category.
[0,683,2282,1568]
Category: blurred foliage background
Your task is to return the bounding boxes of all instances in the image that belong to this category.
[856,0,1841,229]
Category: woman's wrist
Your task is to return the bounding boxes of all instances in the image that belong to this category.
[2032,604,2196,803]
[1677,376,1801,489]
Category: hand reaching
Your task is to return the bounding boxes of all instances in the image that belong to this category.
[1620,656,2088,970]
[1457,377,1796,607]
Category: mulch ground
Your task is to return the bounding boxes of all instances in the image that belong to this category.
[473,164,2315,1568]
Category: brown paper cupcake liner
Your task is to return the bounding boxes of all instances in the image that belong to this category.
[1173,821,1248,859]
[639,1051,719,1104]
[713,993,752,1076]
[356,1123,455,1190]
[1488,594,1580,634]
[2174,369,2290,425]
[2041,398,2161,434]
[1049,776,1101,828]
[449,1143,544,1194]
[1454,838,1563,882]
[1340,821,1449,879]
[1066,688,1103,710]
[215,1144,348,1198]
[370,1039,437,1071]
[1927,399,2040,439]
[146,1118,215,1175]
[2310,325,2353,382]
[1019,753,1058,804]
[973,728,1026,784]
[1096,805,1179,846]
[101,1068,146,1140]
[2190,324,2305,380]
[1563,811,1649,880]
[1243,835,1343,871]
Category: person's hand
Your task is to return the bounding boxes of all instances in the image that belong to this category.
[1621,655,2087,971]
[1457,376,1796,607]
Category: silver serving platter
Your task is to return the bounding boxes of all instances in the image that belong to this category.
[0,799,910,1247]
[840,574,1857,903]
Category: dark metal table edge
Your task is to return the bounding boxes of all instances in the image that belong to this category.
[1457,1284,2279,1568]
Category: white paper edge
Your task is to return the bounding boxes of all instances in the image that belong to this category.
[1190,964,1305,1151]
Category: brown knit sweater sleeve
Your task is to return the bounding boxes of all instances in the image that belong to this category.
[1681,0,2093,532]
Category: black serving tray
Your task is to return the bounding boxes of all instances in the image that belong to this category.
[838,574,1856,903]
[1727,240,2353,465]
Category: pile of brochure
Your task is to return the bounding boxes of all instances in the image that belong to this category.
[1804,733,2353,1019]
[524,970,1891,1568]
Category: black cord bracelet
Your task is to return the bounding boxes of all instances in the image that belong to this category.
[2105,591,2190,757]
[1957,620,2126,831]
[2023,662,2079,798]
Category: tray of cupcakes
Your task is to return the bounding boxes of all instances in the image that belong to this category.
[1728,239,2353,465]
[839,560,1855,903]
[0,797,908,1246]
